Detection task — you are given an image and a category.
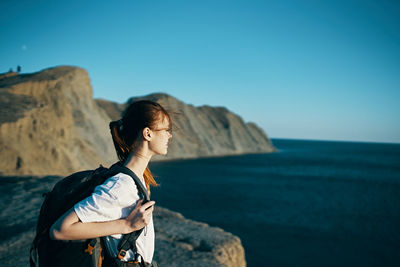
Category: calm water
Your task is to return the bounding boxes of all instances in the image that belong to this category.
[150,139,400,267]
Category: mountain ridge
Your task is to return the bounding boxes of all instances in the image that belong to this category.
[0,65,275,176]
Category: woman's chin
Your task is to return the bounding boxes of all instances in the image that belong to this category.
[156,148,168,156]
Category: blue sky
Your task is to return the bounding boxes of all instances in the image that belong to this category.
[1,0,399,143]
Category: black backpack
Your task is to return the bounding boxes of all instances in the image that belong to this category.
[30,163,150,267]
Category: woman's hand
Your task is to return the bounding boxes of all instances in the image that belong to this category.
[122,199,155,234]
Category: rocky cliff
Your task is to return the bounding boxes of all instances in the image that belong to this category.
[0,66,275,176]
[0,67,116,176]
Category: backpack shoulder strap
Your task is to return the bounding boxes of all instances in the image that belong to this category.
[106,164,151,260]
[108,164,150,202]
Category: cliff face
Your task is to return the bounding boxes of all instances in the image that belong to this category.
[0,66,275,176]
[98,93,276,161]
[0,67,116,176]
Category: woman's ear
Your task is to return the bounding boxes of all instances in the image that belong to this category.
[142,127,152,141]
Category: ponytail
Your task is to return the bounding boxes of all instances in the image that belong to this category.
[109,120,130,162]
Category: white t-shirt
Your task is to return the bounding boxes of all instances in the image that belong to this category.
[74,172,154,263]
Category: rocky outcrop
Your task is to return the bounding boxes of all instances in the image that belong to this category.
[0,67,116,176]
[0,66,275,176]
[154,207,246,267]
[0,175,245,267]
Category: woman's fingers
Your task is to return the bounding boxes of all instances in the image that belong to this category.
[139,201,154,223]
[135,199,144,207]
[141,201,155,211]
[124,199,155,232]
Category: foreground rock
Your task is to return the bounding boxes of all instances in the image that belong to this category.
[0,66,275,176]
[154,207,245,267]
[0,176,246,267]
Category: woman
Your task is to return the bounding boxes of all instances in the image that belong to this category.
[50,100,173,266]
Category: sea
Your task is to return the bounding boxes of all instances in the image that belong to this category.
[149,138,400,267]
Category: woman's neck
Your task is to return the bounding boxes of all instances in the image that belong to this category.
[123,149,152,179]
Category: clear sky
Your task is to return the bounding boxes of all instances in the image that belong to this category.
[1,0,399,143]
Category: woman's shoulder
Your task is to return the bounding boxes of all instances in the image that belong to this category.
[95,172,139,200]
[106,172,137,186]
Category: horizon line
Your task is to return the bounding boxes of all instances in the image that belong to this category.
[270,137,400,145]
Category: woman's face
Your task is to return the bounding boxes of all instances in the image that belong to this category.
[149,116,172,156]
